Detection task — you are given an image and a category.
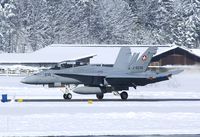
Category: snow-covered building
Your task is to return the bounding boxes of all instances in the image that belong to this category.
[0,44,199,74]
[151,46,200,66]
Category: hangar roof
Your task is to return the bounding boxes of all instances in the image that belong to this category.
[154,46,200,57]
[0,44,199,65]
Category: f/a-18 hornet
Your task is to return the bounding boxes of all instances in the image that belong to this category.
[21,47,183,100]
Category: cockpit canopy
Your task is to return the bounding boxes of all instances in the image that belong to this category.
[50,61,88,70]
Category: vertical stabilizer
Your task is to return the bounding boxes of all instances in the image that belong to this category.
[114,47,132,70]
[130,47,158,72]
[128,53,139,69]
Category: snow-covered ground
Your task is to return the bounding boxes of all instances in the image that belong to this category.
[0,66,200,136]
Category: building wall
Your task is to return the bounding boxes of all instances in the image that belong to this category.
[152,53,199,66]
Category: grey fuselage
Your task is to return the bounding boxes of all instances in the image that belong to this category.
[21,64,168,91]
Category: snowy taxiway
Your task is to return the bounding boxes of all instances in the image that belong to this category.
[0,66,200,136]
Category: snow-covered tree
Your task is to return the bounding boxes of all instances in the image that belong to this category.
[172,0,200,48]
[1,0,200,53]
[99,0,136,44]
[17,0,49,52]
[0,0,16,52]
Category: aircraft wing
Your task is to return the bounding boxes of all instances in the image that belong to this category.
[55,69,183,88]
[56,69,183,79]
[106,69,183,79]
[55,72,106,77]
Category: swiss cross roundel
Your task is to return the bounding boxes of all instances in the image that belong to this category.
[142,55,147,61]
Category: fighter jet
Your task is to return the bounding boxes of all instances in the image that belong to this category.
[21,47,183,100]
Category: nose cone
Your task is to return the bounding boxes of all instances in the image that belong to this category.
[21,77,30,84]
[21,76,36,84]
[20,78,26,84]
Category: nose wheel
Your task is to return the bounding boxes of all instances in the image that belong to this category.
[120,91,128,100]
[63,93,72,100]
[62,85,74,100]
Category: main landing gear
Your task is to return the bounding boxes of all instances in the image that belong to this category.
[113,91,128,100]
[96,91,128,100]
[120,91,128,100]
[96,93,104,100]
[63,93,72,100]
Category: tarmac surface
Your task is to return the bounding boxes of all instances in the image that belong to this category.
[52,135,200,137]
[9,98,200,102]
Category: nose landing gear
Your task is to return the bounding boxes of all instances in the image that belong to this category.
[62,85,76,100]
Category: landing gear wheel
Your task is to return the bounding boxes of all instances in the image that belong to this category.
[63,93,72,100]
[96,93,104,100]
[120,91,128,100]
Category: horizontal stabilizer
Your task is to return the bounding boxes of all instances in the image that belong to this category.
[167,69,184,76]
[155,69,184,78]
